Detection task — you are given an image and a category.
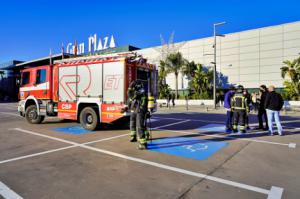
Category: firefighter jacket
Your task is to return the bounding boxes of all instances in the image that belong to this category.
[127,87,148,113]
[231,93,249,112]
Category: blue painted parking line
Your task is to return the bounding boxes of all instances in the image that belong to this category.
[197,123,253,134]
[148,137,228,161]
[197,124,227,132]
[52,126,92,135]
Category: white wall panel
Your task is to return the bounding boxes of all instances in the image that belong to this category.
[260,42,283,51]
[260,57,283,66]
[260,73,281,81]
[260,34,283,43]
[239,67,260,74]
[240,59,259,67]
[260,65,282,73]
[284,47,300,56]
[240,52,259,60]
[284,22,300,32]
[220,48,239,56]
[240,37,259,46]
[260,49,282,58]
[221,41,239,49]
[260,26,282,36]
[284,31,300,40]
[240,30,259,39]
[240,45,259,53]
[240,74,259,81]
[221,54,239,62]
[284,39,300,48]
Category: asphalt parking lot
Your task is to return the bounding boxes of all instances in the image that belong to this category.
[0,103,300,199]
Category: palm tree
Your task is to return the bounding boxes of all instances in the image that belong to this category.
[158,60,170,98]
[281,58,300,96]
[182,61,197,80]
[165,52,187,98]
[191,64,213,99]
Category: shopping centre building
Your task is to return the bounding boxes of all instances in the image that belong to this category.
[136,21,300,90]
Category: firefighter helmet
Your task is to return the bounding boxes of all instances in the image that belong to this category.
[236,85,244,93]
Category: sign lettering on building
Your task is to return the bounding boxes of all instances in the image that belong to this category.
[66,34,116,55]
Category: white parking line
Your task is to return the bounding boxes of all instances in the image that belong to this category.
[11,128,283,198]
[0,181,23,199]
[152,120,190,129]
[0,145,77,164]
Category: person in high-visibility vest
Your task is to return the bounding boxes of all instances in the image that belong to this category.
[231,85,249,133]
[127,80,148,150]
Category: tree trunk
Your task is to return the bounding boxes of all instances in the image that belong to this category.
[175,73,178,99]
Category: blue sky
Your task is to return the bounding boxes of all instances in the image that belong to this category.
[0,0,299,62]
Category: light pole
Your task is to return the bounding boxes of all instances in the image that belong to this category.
[213,22,226,109]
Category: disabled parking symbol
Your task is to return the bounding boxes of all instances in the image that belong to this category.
[182,144,208,152]
[148,137,228,161]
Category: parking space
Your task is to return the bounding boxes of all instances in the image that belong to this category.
[0,104,299,198]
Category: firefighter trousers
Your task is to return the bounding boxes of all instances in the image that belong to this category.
[233,110,246,131]
[130,111,146,143]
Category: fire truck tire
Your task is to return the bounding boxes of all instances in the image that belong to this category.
[80,107,98,131]
[25,105,45,124]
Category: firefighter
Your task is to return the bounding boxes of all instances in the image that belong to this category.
[231,85,249,133]
[127,80,149,150]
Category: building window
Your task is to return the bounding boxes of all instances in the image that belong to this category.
[21,72,30,86]
[36,69,46,84]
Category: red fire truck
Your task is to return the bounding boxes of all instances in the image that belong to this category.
[18,53,157,130]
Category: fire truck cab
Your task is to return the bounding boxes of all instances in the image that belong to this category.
[18,53,157,130]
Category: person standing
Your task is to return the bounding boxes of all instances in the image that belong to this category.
[264,86,284,136]
[127,80,149,150]
[224,86,235,132]
[171,92,175,107]
[243,89,251,130]
[231,85,249,133]
[257,85,269,130]
[251,92,258,113]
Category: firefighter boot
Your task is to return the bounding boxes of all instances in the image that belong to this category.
[145,130,150,141]
[130,131,137,142]
[232,125,238,133]
[138,138,147,150]
[240,126,246,133]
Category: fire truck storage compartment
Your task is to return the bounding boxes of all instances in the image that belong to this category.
[137,68,153,95]
[58,61,125,103]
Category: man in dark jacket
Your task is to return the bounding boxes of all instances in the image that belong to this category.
[257,85,269,130]
[224,86,235,131]
[264,85,284,136]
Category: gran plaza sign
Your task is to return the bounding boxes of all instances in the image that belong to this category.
[66,34,116,55]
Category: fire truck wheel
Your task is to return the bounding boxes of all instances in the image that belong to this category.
[25,105,45,124]
[80,107,98,131]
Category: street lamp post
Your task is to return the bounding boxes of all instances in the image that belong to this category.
[213,22,226,109]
